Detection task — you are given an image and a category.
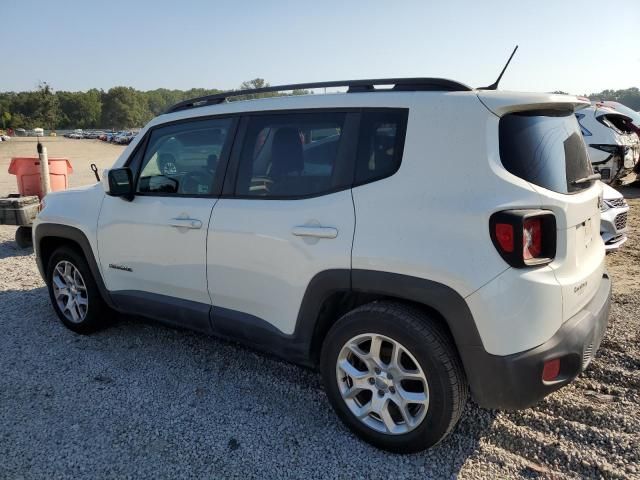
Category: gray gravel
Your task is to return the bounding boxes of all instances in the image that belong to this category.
[0,224,639,479]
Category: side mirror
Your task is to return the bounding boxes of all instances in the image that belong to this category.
[107,168,134,201]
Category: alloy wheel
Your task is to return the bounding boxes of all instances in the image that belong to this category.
[336,333,429,435]
[52,260,89,323]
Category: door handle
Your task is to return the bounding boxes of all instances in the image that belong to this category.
[169,218,203,229]
[291,226,338,239]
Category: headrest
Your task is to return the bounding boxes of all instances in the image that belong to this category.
[271,128,303,176]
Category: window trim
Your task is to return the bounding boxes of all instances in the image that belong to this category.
[122,107,409,201]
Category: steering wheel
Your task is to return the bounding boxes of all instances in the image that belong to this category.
[180,171,212,195]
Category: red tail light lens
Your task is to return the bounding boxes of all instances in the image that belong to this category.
[523,218,542,259]
[490,210,556,268]
[495,223,514,253]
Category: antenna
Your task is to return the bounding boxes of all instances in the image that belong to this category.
[478,45,518,90]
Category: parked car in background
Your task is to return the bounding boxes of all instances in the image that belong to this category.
[576,104,640,183]
[33,128,44,137]
[600,183,629,251]
[66,129,84,139]
[106,131,123,143]
[112,131,137,144]
[83,131,105,139]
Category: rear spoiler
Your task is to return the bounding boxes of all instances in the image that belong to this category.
[477,91,591,117]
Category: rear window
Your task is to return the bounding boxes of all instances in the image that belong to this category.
[499,110,594,194]
[600,114,634,134]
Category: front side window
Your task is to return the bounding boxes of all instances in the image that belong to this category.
[235,112,346,198]
[137,118,232,195]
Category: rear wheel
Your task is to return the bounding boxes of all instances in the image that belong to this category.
[320,301,467,453]
[46,246,111,334]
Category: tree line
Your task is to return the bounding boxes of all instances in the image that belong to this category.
[0,79,308,131]
[1,81,638,131]
[586,87,640,110]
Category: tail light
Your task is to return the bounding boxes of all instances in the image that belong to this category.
[490,210,556,267]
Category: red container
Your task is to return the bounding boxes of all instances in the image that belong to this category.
[8,157,73,199]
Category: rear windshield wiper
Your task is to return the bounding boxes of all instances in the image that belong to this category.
[571,173,601,185]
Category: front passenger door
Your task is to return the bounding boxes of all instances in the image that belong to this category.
[98,117,235,330]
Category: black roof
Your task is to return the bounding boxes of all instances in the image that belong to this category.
[165,77,473,114]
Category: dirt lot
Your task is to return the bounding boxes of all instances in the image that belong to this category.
[0,137,638,479]
[0,136,125,194]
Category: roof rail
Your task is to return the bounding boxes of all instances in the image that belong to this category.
[164,77,473,114]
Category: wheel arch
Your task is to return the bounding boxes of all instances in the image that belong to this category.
[302,270,484,376]
[34,223,116,309]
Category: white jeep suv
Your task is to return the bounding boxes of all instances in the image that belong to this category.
[33,78,611,453]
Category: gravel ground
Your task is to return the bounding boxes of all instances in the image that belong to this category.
[0,139,639,479]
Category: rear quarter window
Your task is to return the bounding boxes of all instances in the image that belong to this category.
[355,110,408,185]
[499,110,594,194]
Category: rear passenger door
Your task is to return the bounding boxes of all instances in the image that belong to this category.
[206,111,358,335]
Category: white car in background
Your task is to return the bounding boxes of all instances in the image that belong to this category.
[600,183,628,251]
[576,104,640,183]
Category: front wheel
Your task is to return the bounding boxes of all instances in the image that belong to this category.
[15,226,32,248]
[320,302,468,453]
[46,246,112,334]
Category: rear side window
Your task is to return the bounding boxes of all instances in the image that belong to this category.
[499,111,594,194]
[355,110,408,184]
[235,112,347,198]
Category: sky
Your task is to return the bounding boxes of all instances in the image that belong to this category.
[2,0,639,95]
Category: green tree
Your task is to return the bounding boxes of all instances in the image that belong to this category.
[101,87,151,129]
[1,111,10,129]
[230,78,309,102]
[58,89,102,128]
[7,82,60,129]
[587,87,640,110]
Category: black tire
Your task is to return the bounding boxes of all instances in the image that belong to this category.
[46,246,112,334]
[15,226,32,249]
[320,301,468,453]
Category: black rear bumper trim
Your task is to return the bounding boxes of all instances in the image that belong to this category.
[464,273,611,410]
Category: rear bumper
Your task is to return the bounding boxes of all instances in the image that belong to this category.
[464,272,611,410]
